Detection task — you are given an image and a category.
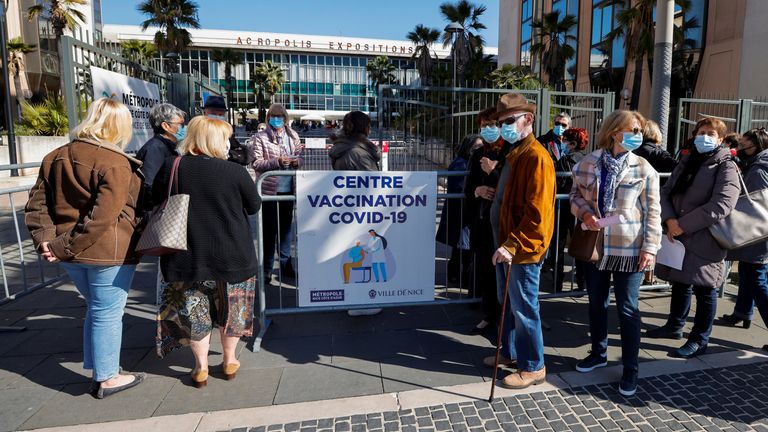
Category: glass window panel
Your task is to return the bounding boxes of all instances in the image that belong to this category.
[299,82,307,93]
[342,57,350,66]
[254,53,263,62]
[309,82,316,93]
[334,56,342,66]
[317,56,325,65]
[590,47,607,68]
[309,55,316,65]
[602,5,612,38]
[592,7,603,45]
[300,55,307,64]
[611,36,625,68]
[521,23,532,43]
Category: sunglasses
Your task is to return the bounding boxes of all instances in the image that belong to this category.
[496,114,527,127]
[554,122,568,127]
[623,127,643,135]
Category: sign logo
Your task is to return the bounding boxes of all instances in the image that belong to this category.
[310,290,345,303]
[368,289,377,299]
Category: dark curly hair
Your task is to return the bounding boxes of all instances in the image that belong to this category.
[562,127,589,151]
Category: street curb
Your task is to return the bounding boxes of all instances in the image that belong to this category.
[19,348,768,432]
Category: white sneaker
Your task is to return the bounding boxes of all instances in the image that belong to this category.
[347,308,383,316]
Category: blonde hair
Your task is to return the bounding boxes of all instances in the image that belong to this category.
[644,120,663,145]
[596,110,646,149]
[71,98,133,149]
[178,116,233,159]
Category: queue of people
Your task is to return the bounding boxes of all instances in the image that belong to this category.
[22,89,768,402]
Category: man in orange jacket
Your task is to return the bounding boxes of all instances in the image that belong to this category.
[483,93,556,390]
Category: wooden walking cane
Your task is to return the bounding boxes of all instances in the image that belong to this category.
[489,262,512,402]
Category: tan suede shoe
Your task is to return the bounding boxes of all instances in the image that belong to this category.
[483,355,517,368]
[500,366,546,389]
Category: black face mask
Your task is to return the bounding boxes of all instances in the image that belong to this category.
[736,149,753,161]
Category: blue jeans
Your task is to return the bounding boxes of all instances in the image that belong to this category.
[739,262,768,329]
[584,264,643,372]
[667,282,718,346]
[62,263,136,382]
[732,283,755,320]
[495,261,545,372]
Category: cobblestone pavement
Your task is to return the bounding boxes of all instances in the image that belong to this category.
[236,362,768,432]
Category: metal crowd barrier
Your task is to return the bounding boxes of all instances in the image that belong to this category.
[0,163,65,331]
[250,170,687,351]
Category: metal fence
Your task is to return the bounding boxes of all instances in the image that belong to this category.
[374,85,614,170]
[0,164,64,317]
[250,170,677,351]
[675,97,768,154]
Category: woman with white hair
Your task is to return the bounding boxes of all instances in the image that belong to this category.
[25,98,146,399]
[154,116,261,388]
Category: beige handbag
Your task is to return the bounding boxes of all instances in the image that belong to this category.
[136,156,189,256]
[709,164,768,250]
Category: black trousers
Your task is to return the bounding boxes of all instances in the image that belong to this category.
[261,198,294,276]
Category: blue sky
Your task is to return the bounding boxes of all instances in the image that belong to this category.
[101,0,500,47]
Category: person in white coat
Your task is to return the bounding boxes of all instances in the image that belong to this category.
[367,229,388,282]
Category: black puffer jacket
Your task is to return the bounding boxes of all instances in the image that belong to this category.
[328,133,381,171]
[633,140,678,173]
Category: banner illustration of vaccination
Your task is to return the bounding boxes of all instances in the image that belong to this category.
[296,171,437,307]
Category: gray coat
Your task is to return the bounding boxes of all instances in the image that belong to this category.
[655,147,740,287]
[727,149,768,263]
[329,134,381,171]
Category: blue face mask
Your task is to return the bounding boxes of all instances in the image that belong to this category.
[269,117,285,129]
[694,134,720,153]
[500,123,521,143]
[620,132,643,152]
[553,125,566,136]
[480,126,500,143]
[172,124,186,141]
[207,114,226,121]
[559,141,570,157]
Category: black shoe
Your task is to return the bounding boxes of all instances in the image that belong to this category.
[762,344,767,353]
[719,314,751,329]
[279,263,296,278]
[619,368,638,397]
[575,351,608,373]
[673,341,707,359]
[645,325,683,340]
[95,372,146,399]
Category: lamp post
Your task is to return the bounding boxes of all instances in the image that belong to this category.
[226,75,236,126]
[444,22,463,88]
[0,3,18,176]
[650,0,674,144]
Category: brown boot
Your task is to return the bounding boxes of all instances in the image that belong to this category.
[500,366,546,389]
[483,355,517,368]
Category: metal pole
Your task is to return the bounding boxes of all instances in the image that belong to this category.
[650,0,674,144]
[0,4,19,176]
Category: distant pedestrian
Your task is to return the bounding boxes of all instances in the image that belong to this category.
[202,95,254,166]
[137,103,186,209]
[250,104,303,280]
[632,119,677,173]
[436,134,482,286]
[25,98,146,399]
[464,107,506,333]
[329,111,384,317]
[569,110,661,397]
[538,111,571,162]
[648,117,740,359]
[154,116,261,388]
[720,128,768,344]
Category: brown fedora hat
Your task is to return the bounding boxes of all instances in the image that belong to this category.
[494,93,536,120]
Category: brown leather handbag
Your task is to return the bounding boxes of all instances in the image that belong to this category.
[568,223,602,263]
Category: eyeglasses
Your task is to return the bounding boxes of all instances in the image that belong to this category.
[554,122,568,127]
[496,114,527,127]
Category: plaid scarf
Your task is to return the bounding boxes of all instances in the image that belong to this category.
[599,150,630,214]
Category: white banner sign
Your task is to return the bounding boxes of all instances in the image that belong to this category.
[304,138,327,149]
[296,171,437,307]
[90,66,161,152]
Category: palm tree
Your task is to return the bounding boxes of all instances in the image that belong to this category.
[26,0,87,38]
[530,10,577,88]
[463,49,495,84]
[407,25,441,86]
[490,64,545,90]
[137,0,200,68]
[602,0,691,110]
[6,37,36,118]
[120,40,158,65]
[251,60,285,122]
[366,55,397,98]
[439,0,487,81]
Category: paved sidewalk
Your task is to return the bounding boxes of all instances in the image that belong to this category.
[1,258,767,432]
[233,357,768,432]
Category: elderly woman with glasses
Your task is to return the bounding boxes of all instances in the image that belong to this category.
[720,128,768,352]
[569,110,661,397]
[648,117,740,359]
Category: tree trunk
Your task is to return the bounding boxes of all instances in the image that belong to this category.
[630,55,644,111]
